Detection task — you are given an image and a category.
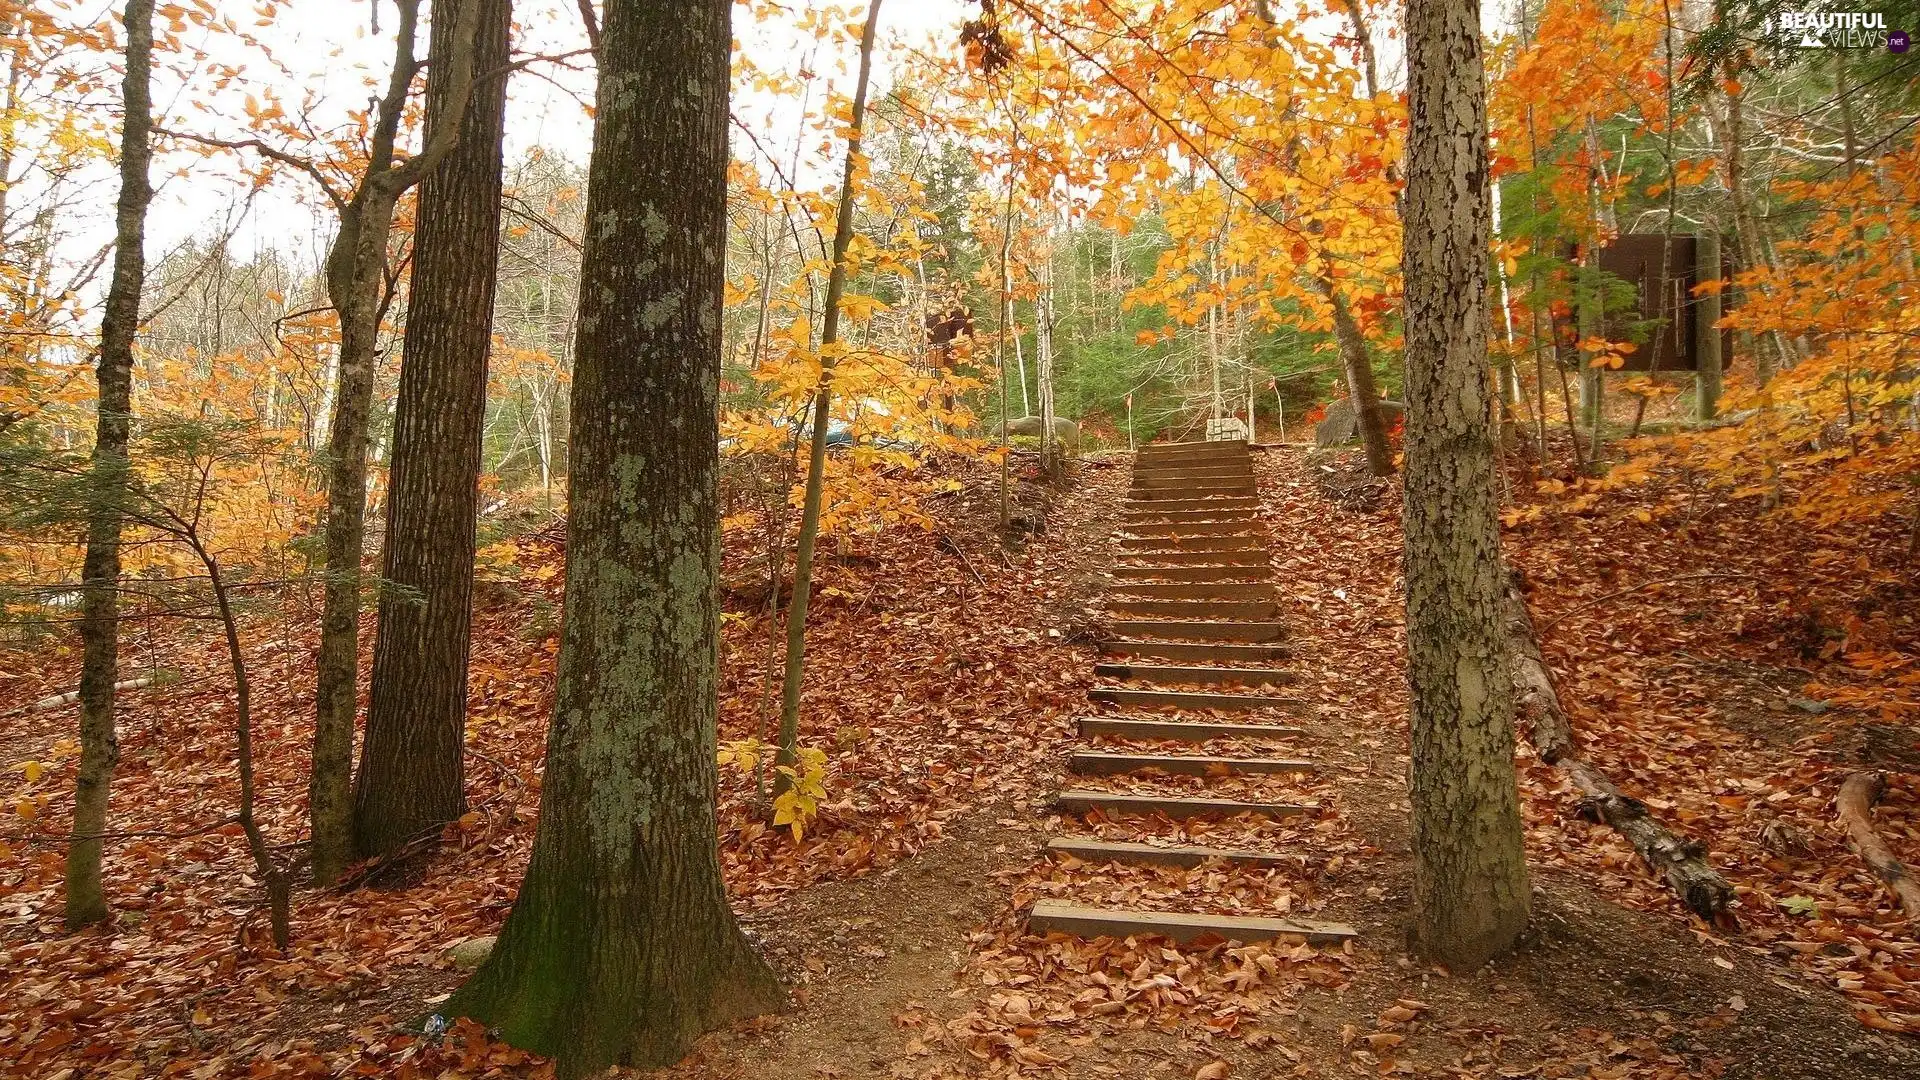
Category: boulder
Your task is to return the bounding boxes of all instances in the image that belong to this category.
[1005,415,1080,449]
[444,935,497,969]
[1313,397,1405,449]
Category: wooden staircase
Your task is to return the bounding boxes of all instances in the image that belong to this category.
[1027,438,1358,948]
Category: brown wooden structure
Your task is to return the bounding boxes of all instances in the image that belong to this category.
[1588,234,1734,372]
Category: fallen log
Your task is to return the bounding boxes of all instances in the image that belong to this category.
[12,676,157,716]
[1836,771,1920,918]
[1503,574,1735,922]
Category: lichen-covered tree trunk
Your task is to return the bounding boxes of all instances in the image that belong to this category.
[354,0,512,861]
[444,0,782,1071]
[1401,0,1530,970]
[311,201,395,884]
[67,0,154,930]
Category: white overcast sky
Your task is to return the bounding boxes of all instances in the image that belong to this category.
[115,0,1524,287]
[140,0,976,269]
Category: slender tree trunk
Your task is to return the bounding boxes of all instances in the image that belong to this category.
[356,0,513,860]
[67,0,154,931]
[1719,70,1775,385]
[1036,220,1059,477]
[198,539,291,950]
[1013,305,1030,416]
[1694,232,1723,421]
[775,0,882,792]
[311,0,482,883]
[1320,276,1393,475]
[445,0,782,1069]
[1401,0,1530,970]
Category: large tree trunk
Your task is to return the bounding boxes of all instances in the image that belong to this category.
[310,0,481,884]
[445,0,782,1071]
[66,0,154,930]
[1401,0,1530,970]
[354,0,512,861]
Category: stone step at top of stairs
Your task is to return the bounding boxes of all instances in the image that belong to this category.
[1092,661,1295,686]
[1099,640,1293,663]
[1120,520,1261,538]
[1055,789,1314,820]
[1110,565,1270,584]
[1076,716,1304,741]
[1115,549,1269,567]
[1118,533,1265,552]
[1045,836,1294,869]
[1026,901,1356,947]
[1108,599,1279,621]
[1068,751,1316,777]
[1088,686,1303,711]
[1107,619,1286,643]
[1109,581,1278,601]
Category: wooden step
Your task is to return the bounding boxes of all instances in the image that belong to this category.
[1121,520,1259,538]
[1092,661,1295,686]
[1136,448,1250,466]
[1119,534,1265,552]
[1110,565,1269,584]
[1068,751,1315,777]
[1055,789,1313,820]
[1108,598,1278,620]
[1128,463,1251,478]
[1120,513,1261,528]
[1130,481,1258,497]
[1121,498,1258,514]
[1115,549,1268,567]
[1107,619,1285,642]
[1141,440,1247,449]
[1088,687,1302,711]
[1045,836,1293,869]
[1109,581,1277,601]
[1026,901,1356,946]
[1077,716,1304,741]
[1099,640,1293,664]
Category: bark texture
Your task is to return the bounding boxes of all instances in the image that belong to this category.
[355,0,512,860]
[1321,276,1393,476]
[67,0,154,930]
[1400,0,1531,969]
[444,0,782,1070]
[310,0,481,883]
[1693,233,1723,422]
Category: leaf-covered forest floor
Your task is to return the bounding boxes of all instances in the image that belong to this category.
[3,442,1917,1078]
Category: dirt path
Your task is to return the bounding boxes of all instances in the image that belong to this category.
[670,445,1920,1080]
